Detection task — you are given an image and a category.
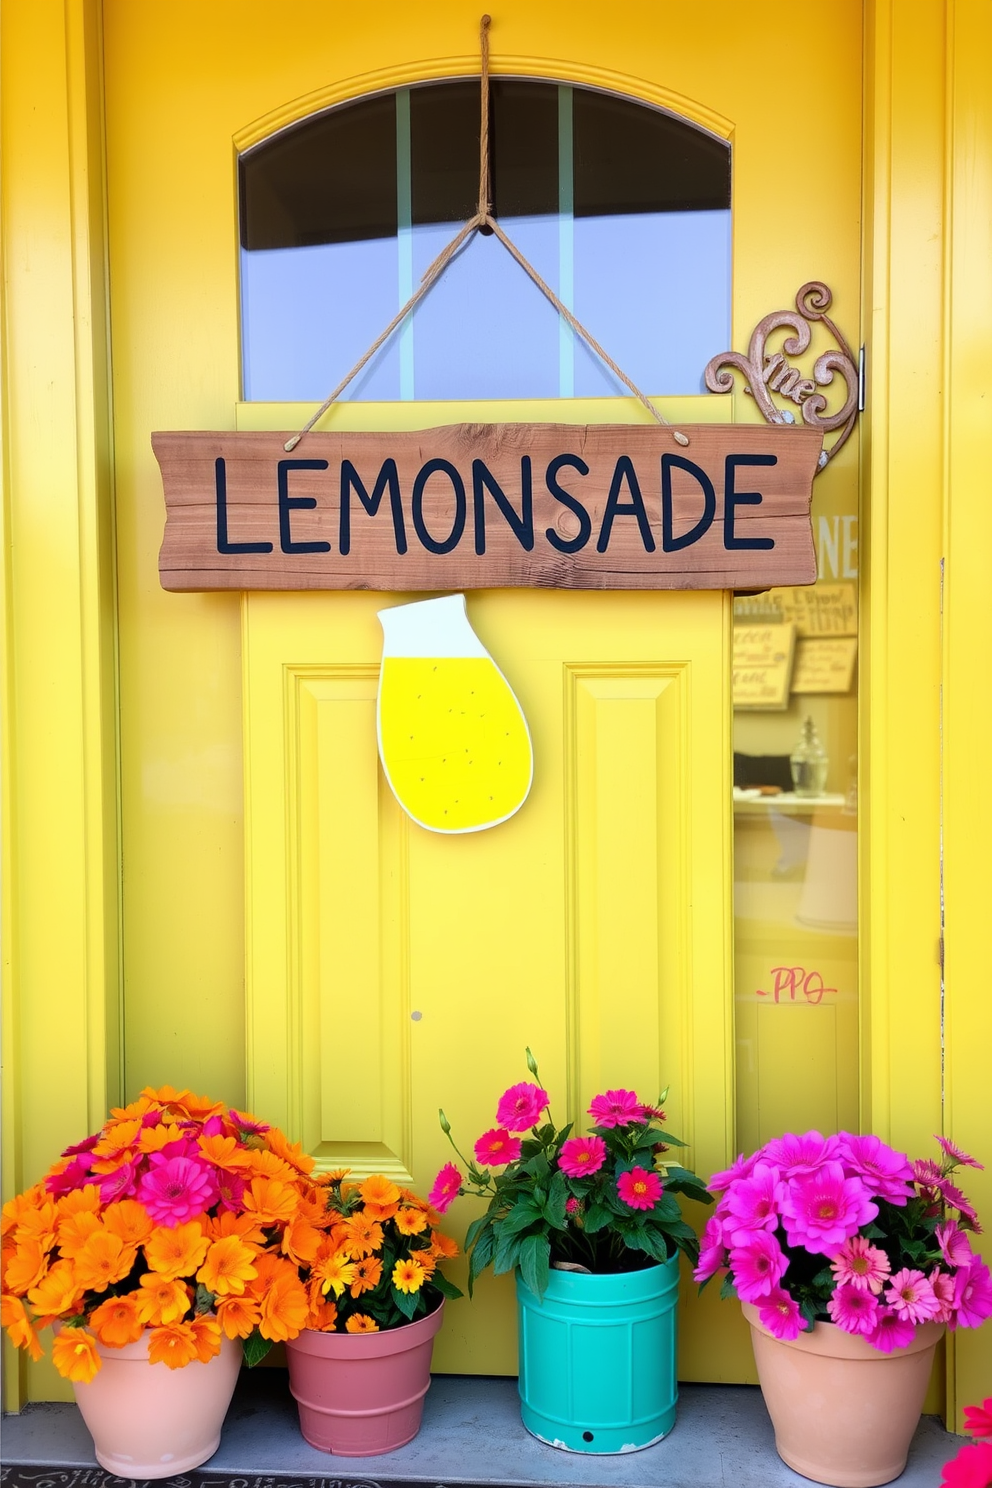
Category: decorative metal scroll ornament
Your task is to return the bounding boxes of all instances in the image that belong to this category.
[703,282,859,470]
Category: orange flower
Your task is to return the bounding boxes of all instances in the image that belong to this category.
[359,1176,400,1220]
[12,1199,58,1252]
[198,1134,254,1171]
[257,1261,309,1342]
[243,1148,295,1182]
[135,1274,190,1326]
[349,1256,382,1297]
[147,1320,199,1369]
[197,1236,258,1296]
[308,1296,339,1331]
[345,1313,379,1333]
[52,1326,101,1383]
[56,1184,102,1218]
[242,1176,300,1227]
[341,1214,384,1259]
[109,1094,157,1122]
[216,1294,261,1340]
[103,1200,155,1248]
[141,1085,225,1122]
[392,1257,426,1294]
[189,1313,222,1363]
[3,1240,48,1296]
[416,1249,437,1278]
[90,1293,144,1348]
[207,1210,267,1246]
[73,1231,137,1292]
[429,1229,459,1259]
[55,1208,102,1258]
[281,1219,323,1267]
[265,1128,316,1177]
[92,1120,141,1160]
[2,1294,43,1361]
[394,1208,428,1236]
[144,1222,210,1280]
[324,1168,351,1183]
[2,1188,45,1237]
[28,1260,84,1321]
[314,1249,357,1299]
[136,1122,184,1154]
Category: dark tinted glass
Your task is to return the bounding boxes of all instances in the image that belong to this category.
[409,79,559,224]
[573,89,730,216]
[240,93,397,249]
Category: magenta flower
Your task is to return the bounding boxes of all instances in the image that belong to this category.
[963,1399,992,1439]
[136,1153,219,1226]
[830,1235,891,1294]
[885,1268,942,1324]
[913,1158,943,1188]
[97,1159,140,1204]
[936,1220,975,1269]
[473,1128,522,1168]
[60,1133,100,1159]
[558,1135,607,1178]
[938,1180,981,1225]
[140,1109,163,1129]
[838,1134,914,1205]
[935,1135,984,1170]
[230,1108,270,1137]
[45,1156,95,1196]
[950,1256,992,1330]
[216,1170,247,1211]
[588,1090,643,1128]
[757,1287,803,1341]
[941,1442,992,1488]
[427,1161,462,1215]
[779,1162,878,1254]
[708,1151,759,1192]
[693,1214,728,1283]
[930,1269,957,1322]
[495,1082,549,1133]
[617,1167,662,1211]
[765,1130,840,1177]
[730,1232,788,1302]
[725,1162,781,1244]
[565,1197,582,1216]
[828,1283,880,1336]
[867,1306,917,1353]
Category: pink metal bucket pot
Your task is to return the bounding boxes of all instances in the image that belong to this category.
[285,1300,445,1456]
[71,1331,242,1477]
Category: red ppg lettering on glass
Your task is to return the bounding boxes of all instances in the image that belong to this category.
[756,967,837,1005]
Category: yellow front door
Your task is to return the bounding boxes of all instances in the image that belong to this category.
[104,0,863,1381]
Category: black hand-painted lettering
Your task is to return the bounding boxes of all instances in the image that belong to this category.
[724,454,776,550]
[472,457,535,555]
[339,458,407,555]
[661,453,716,551]
[277,459,331,554]
[215,457,273,554]
[411,458,466,554]
[596,455,656,553]
[544,454,592,553]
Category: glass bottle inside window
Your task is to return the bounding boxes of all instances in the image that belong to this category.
[790,715,829,797]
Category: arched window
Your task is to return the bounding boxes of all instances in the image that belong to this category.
[239,81,730,402]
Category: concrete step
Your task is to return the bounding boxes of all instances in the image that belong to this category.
[2,1371,965,1488]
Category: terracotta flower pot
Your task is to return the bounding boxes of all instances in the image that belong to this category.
[71,1331,242,1478]
[285,1301,444,1456]
[742,1301,944,1488]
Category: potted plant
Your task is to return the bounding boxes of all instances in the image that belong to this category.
[431,1050,711,1454]
[282,1170,462,1456]
[696,1130,992,1488]
[1,1084,323,1476]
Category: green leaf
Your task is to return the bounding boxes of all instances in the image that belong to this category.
[719,1273,739,1302]
[493,1228,525,1276]
[498,1202,543,1236]
[542,1171,569,1230]
[625,1226,669,1262]
[242,1329,274,1368]
[430,1271,463,1301]
[658,1218,699,1243]
[518,1232,551,1300]
[863,1223,886,1240]
[394,1287,419,1320]
[582,1203,614,1234]
[468,1225,497,1288]
[464,1214,490,1252]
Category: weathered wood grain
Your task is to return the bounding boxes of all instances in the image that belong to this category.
[154,423,821,592]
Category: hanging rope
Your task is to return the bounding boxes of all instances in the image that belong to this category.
[285,16,687,452]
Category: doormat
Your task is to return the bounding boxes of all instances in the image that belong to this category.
[1,1471,467,1488]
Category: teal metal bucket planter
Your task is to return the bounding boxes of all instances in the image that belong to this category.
[515,1254,680,1454]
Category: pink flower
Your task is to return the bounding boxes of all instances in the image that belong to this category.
[427,1162,462,1215]
[97,1159,140,1203]
[935,1135,984,1171]
[838,1134,914,1205]
[830,1234,891,1294]
[779,1162,878,1255]
[867,1306,917,1353]
[913,1158,943,1188]
[693,1215,728,1283]
[939,1180,981,1225]
[61,1133,100,1158]
[885,1267,942,1324]
[708,1151,759,1192]
[941,1442,992,1488]
[950,1256,992,1330]
[495,1082,549,1133]
[45,1157,95,1196]
[216,1170,246,1211]
[757,1287,803,1341]
[765,1131,840,1177]
[617,1167,662,1211]
[588,1090,644,1128]
[136,1153,218,1225]
[930,1269,957,1323]
[565,1197,582,1216]
[828,1283,880,1335]
[725,1162,781,1243]
[937,1220,975,1269]
[558,1135,607,1178]
[474,1128,522,1168]
[730,1232,788,1302]
[230,1108,270,1136]
[963,1399,992,1439]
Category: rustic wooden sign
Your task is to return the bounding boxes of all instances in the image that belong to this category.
[154,423,821,593]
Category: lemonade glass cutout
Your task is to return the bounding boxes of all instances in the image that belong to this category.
[377,594,533,834]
